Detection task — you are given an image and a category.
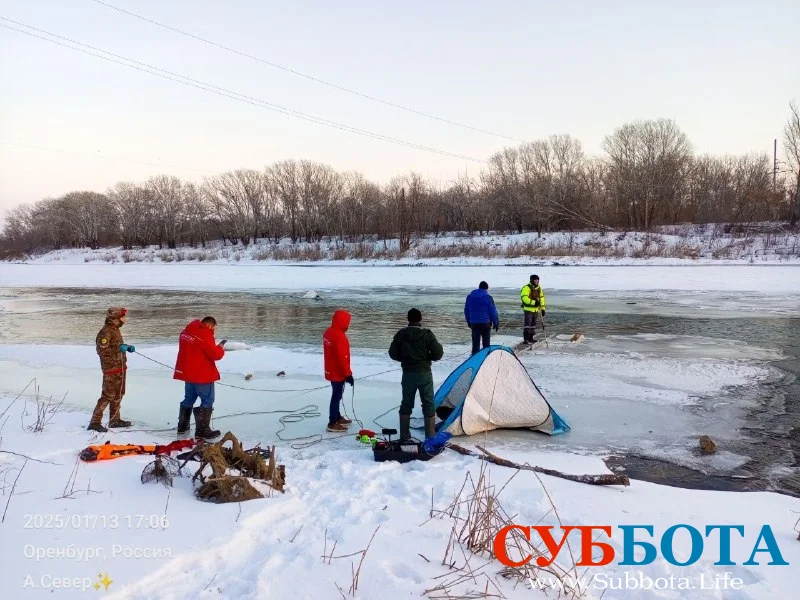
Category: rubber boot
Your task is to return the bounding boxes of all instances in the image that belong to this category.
[108,400,131,427]
[194,407,220,440]
[177,406,192,434]
[87,422,108,433]
[424,416,436,439]
[205,408,221,438]
[399,414,411,441]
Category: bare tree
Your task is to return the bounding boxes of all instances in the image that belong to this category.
[603,119,692,229]
[147,175,185,249]
[1,204,36,251]
[785,101,800,226]
[336,172,376,241]
[483,147,528,233]
[182,182,211,247]
[3,109,794,256]
[108,182,151,249]
[203,170,267,246]
[297,161,338,243]
[59,191,115,249]
[266,160,301,243]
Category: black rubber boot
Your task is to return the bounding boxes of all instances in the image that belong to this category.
[424,416,436,439]
[177,406,192,434]
[399,414,411,441]
[194,407,220,440]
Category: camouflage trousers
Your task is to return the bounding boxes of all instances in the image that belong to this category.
[90,373,126,425]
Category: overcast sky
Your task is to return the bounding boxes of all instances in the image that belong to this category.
[1,0,798,213]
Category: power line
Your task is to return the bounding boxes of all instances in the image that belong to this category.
[88,0,524,144]
[0,17,485,163]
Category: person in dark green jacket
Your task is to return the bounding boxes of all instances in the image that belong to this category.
[389,308,444,441]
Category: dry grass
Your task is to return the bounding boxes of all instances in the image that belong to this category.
[29,384,65,433]
[321,526,381,597]
[423,463,587,599]
[63,223,800,265]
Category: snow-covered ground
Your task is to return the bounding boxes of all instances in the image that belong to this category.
[1,260,799,599]
[1,337,798,599]
[7,226,800,268]
[1,384,798,599]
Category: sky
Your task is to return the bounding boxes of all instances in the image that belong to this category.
[1,0,798,214]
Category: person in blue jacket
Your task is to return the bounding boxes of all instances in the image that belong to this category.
[464,281,499,355]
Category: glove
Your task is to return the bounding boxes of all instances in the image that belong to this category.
[119,344,135,353]
[533,300,540,307]
[466,322,471,328]
[345,375,354,386]
[493,324,499,332]
[541,310,545,317]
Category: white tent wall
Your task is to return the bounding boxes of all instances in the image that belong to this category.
[460,350,551,435]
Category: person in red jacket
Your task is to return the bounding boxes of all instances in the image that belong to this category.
[173,316,226,439]
[322,309,354,432]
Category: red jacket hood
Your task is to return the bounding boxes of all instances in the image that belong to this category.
[331,310,351,331]
[184,320,206,336]
[174,319,223,384]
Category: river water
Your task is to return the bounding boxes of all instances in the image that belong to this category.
[0,285,798,497]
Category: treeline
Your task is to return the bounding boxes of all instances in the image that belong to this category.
[3,111,799,254]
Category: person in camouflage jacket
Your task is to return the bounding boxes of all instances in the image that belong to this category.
[88,307,135,432]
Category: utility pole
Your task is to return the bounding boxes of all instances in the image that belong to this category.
[773,138,778,193]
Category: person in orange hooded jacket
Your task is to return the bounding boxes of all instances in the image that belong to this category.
[322,310,354,432]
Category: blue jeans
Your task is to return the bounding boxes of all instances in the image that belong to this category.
[329,381,344,425]
[181,382,215,409]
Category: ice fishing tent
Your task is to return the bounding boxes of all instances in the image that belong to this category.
[434,346,569,436]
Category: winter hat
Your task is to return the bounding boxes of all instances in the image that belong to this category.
[530,274,539,282]
[407,308,422,323]
[479,281,488,290]
[107,307,127,319]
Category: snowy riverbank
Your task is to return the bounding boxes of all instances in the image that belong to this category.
[1,392,799,600]
[6,228,800,268]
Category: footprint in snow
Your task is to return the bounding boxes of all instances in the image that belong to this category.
[386,561,424,584]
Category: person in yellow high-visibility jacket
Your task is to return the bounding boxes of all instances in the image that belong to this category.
[520,274,546,344]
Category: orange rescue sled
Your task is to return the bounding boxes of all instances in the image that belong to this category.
[79,439,195,462]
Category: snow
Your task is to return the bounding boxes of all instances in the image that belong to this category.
[1,262,800,296]
[0,335,798,598]
[7,227,800,268]
[1,392,798,600]
[1,258,799,598]
[0,334,782,457]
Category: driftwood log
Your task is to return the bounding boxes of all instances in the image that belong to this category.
[447,443,630,487]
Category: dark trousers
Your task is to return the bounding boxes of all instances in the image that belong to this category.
[180,382,215,409]
[329,381,344,425]
[523,311,539,342]
[400,371,435,418]
[470,323,491,355]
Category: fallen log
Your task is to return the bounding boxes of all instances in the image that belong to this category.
[447,443,630,487]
